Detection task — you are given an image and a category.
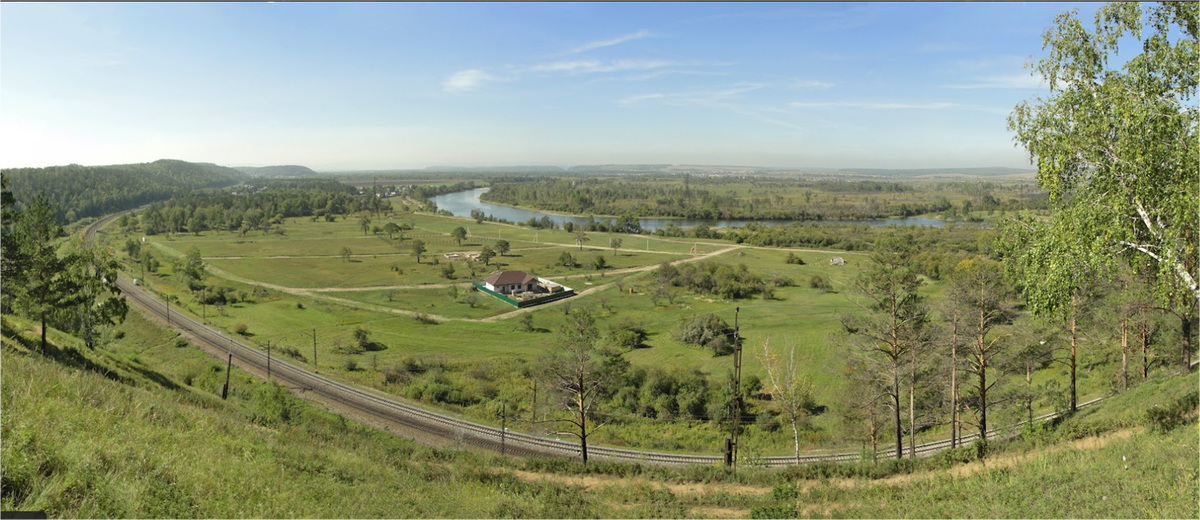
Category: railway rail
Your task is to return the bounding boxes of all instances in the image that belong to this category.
[84,213,1153,468]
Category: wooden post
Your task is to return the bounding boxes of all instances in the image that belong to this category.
[267,340,271,382]
[313,328,318,372]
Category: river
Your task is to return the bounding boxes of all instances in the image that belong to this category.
[429,188,953,231]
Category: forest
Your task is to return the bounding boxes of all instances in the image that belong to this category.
[1,159,249,223]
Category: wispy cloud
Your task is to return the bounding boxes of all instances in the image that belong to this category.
[620,83,766,107]
[442,60,685,93]
[942,74,1044,89]
[617,93,666,106]
[565,29,651,55]
[527,59,677,74]
[617,83,805,131]
[442,69,505,93]
[788,101,1008,114]
[791,79,835,89]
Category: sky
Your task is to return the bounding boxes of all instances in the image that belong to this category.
[0,2,1105,171]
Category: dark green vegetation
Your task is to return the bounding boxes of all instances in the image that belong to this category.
[2,160,248,222]
[482,176,1049,221]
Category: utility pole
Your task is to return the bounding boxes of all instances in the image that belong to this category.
[267,340,271,382]
[498,402,507,456]
[727,306,742,468]
[222,352,232,400]
[531,379,538,422]
[166,297,170,325]
[313,328,318,373]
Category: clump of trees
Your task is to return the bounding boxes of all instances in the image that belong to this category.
[672,313,734,355]
[654,260,765,300]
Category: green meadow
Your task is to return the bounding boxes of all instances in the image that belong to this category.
[96,209,1139,456]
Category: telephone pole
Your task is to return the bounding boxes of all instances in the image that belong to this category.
[266,340,271,382]
[726,306,742,468]
[313,328,318,373]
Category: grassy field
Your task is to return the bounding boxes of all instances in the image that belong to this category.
[94,208,1168,456]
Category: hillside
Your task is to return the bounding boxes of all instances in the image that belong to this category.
[234,165,320,178]
[2,310,1195,518]
[1,159,248,222]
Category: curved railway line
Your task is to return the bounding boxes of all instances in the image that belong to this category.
[85,212,1153,467]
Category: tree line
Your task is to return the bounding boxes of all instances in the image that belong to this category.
[119,179,380,236]
[479,176,1049,222]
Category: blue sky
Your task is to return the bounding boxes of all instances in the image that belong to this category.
[0,2,1102,171]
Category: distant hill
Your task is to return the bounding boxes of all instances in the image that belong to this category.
[424,165,565,173]
[2,159,248,222]
[234,165,319,178]
[837,167,1036,178]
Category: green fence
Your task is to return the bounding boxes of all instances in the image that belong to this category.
[473,282,575,308]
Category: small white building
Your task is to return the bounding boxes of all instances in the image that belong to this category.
[483,271,537,294]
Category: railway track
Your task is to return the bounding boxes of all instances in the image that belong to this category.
[84,213,1142,468]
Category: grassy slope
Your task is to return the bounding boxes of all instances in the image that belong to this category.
[2,313,1196,518]
[780,372,1199,519]
[0,314,604,518]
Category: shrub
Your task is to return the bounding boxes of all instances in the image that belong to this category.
[234,323,249,336]
[756,412,780,432]
[672,313,732,350]
[1146,389,1198,432]
[750,505,798,519]
[809,275,833,293]
[413,313,437,325]
[343,359,359,372]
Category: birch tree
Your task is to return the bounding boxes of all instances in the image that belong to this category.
[756,338,812,463]
[1006,2,1198,369]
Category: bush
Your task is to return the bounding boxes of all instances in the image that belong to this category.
[672,313,732,350]
[413,313,437,325]
[1146,389,1198,432]
[784,252,805,265]
[756,412,780,432]
[808,275,833,293]
[342,359,359,372]
[234,323,249,336]
[750,505,797,519]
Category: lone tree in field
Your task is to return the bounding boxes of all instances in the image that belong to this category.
[573,228,589,250]
[410,239,426,264]
[358,214,371,235]
[839,235,929,459]
[610,237,622,256]
[494,239,510,257]
[756,338,812,463]
[340,246,352,263]
[383,222,401,240]
[478,245,495,266]
[451,226,467,246]
[1004,2,1198,370]
[542,308,612,464]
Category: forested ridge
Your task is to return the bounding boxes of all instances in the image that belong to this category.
[481,177,1049,221]
[2,159,249,223]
